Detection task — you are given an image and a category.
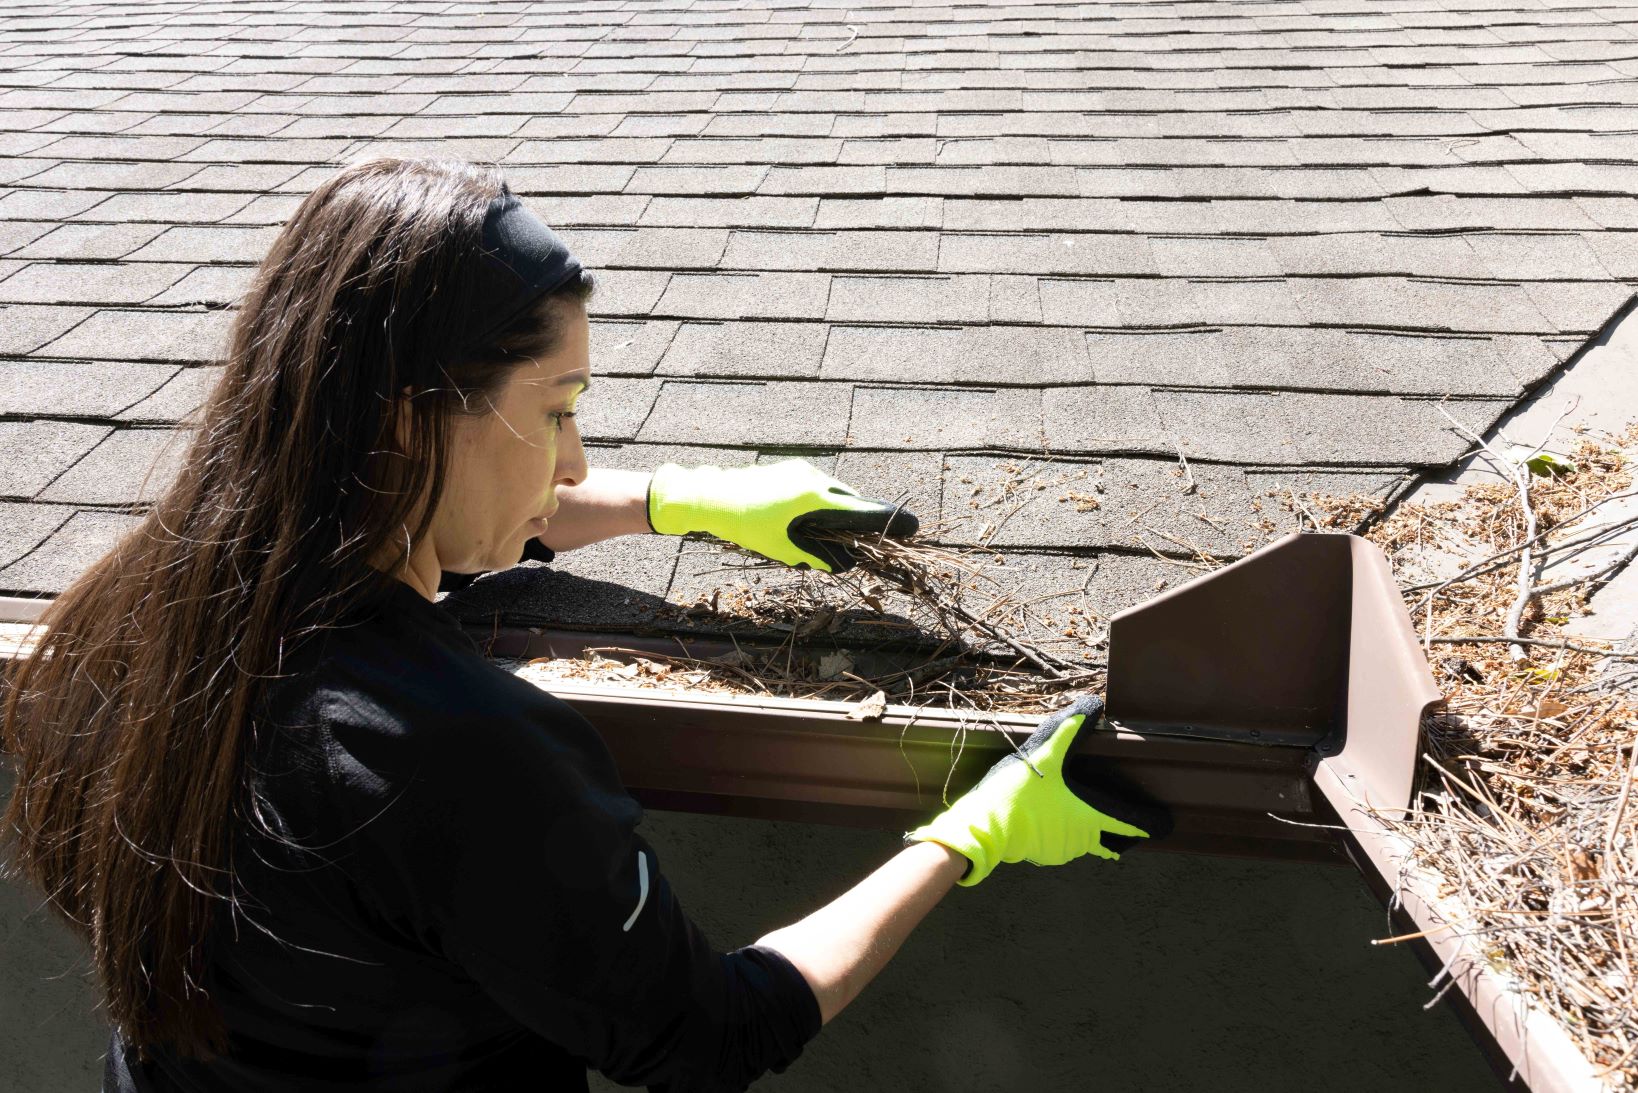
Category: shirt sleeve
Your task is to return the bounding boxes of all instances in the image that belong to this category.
[326,674,822,1091]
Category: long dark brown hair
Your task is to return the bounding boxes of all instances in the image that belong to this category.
[0,158,594,1058]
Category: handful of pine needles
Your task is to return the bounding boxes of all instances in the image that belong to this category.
[521,516,1107,718]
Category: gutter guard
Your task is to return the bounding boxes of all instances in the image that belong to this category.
[1107,532,1608,1092]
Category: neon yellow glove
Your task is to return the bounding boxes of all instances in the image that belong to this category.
[646,459,918,574]
[907,695,1170,887]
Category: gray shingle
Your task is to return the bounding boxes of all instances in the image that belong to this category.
[653,272,831,320]
[846,385,1041,450]
[12,222,167,260]
[1209,327,1544,396]
[1037,278,1125,326]
[722,229,938,272]
[656,320,827,378]
[513,114,625,139]
[758,165,889,195]
[638,380,850,447]
[1575,199,1638,231]
[505,164,639,195]
[589,319,678,376]
[0,304,93,354]
[586,269,672,317]
[0,221,56,256]
[0,501,72,569]
[0,420,110,499]
[938,232,1159,276]
[583,227,730,269]
[1149,236,1281,278]
[0,510,143,595]
[1154,389,1510,466]
[116,365,222,424]
[220,194,304,226]
[1386,194,1600,232]
[32,134,209,161]
[193,164,314,193]
[1584,232,1638,278]
[886,165,1079,198]
[0,189,116,221]
[826,273,988,324]
[813,196,942,229]
[612,115,714,138]
[577,377,661,442]
[68,190,256,224]
[422,92,577,116]
[505,137,673,164]
[38,308,230,363]
[1289,277,1555,333]
[534,194,653,227]
[1466,233,1615,281]
[638,196,817,229]
[17,160,207,190]
[126,226,279,264]
[664,137,842,165]
[38,427,188,505]
[840,138,938,166]
[1268,233,1490,278]
[1086,329,1234,387]
[146,266,255,307]
[704,113,837,138]
[1041,386,1169,455]
[831,449,944,526]
[938,454,1254,556]
[821,325,1091,384]
[0,261,192,305]
[1518,281,1638,335]
[628,165,769,195]
[1,359,177,417]
[989,275,1042,323]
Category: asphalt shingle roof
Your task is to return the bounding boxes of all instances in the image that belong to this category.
[2,0,1637,652]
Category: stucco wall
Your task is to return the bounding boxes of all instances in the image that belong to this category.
[3,800,1498,1091]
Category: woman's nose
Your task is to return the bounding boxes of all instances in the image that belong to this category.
[556,424,588,489]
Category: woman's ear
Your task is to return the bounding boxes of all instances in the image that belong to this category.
[391,386,415,452]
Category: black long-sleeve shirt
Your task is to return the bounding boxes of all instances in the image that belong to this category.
[106,572,821,1092]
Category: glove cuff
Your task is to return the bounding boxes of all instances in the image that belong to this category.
[908,813,998,888]
[647,463,722,537]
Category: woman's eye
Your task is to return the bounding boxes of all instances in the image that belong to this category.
[549,411,577,426]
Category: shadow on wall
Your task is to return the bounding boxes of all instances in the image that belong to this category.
[1,767,109,1089]
[2,783,1500,1092]
[593,810,1501,1093]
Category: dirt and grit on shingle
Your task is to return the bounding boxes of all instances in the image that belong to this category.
[1,0,1636,646]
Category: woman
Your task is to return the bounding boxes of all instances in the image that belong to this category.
[2,158,1161,1091]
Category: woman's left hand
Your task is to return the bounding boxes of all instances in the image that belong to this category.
[646,458,919,573]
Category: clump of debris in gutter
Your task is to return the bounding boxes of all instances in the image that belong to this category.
[1319,422,1638,1087]
[519,459,1119,719]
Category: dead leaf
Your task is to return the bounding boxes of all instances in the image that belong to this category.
[1536,698,1569,720]
[817,651,855,681]
[795,608,836,639]
[845,690,888,721]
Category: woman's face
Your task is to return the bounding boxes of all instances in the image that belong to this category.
[430,303,591,574]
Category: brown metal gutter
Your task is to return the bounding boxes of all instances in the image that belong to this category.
[506,678,1345,863]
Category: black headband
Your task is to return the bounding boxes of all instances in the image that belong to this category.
[467,185,583,346]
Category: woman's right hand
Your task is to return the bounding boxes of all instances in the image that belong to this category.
[905,695,1171,886]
